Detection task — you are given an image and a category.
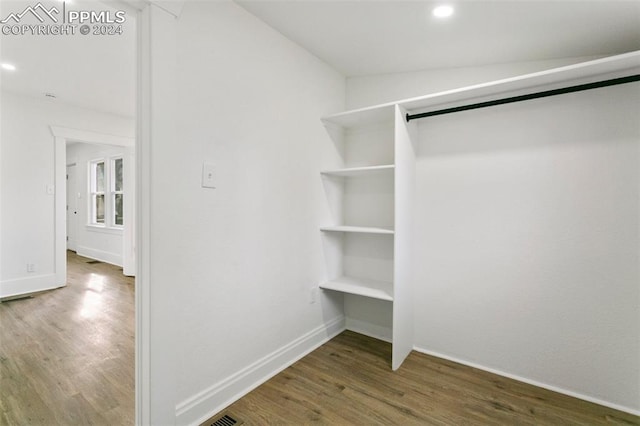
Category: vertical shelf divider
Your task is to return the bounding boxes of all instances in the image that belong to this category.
[391,104,417,370]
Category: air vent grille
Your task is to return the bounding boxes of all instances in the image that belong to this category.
[210,414,238,426]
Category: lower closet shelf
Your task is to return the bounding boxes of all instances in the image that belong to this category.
[320,276,393,301]
[320,226,394,235]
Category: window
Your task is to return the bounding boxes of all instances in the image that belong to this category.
[89,156,124,228]
[112,157,123,226]
[90,160,106,225]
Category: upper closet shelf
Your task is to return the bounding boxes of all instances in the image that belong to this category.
[321,165,395,177]
[322,51,640,127]
[322,104,395,128]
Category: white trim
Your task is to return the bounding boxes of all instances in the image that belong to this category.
[121,149,135,277]
[51,125,134,147]
[111,156,124,227]
[345,317,392,343]
[413,346,640,417]
[96,1,148,424]
[178,316,346,426]
[136,4,152,425]
[54,137,67,286]
[0,274,61,299]
[76,246,123,267]
[88,157,106,226]
[85,224,124,235]
[66,161,78,252]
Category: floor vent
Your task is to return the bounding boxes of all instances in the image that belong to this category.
[206,414,242,426]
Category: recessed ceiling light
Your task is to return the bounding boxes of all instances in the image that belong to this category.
[432,5,454,18]
[1,63,16,71]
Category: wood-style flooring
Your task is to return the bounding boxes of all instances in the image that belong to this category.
[0,251,134,425]
[218,331,639,426]
[3,253,638,425]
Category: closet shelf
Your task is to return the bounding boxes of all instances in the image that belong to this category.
[322,104,395,128]
[322,52,640,128]
[320,276,393,302]
[321,164,395,177]
[320,226,394,235]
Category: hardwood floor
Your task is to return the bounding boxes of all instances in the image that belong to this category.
[0,251,134,425]
[217,331,639,426]
[3,254,637,425]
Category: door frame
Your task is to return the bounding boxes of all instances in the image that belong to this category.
[52,127,135,284]
[120,1,184,424]
[66,161,78,252]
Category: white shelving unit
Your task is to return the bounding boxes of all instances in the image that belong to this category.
[319,100,416,370]
[317,51,640,371]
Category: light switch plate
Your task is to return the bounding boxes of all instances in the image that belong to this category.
[202,162,216,189]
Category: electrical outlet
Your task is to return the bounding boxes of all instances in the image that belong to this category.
[26,263,35,273]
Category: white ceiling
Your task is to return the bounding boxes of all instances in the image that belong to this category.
[1,1,638,117]
[237,0,640,76]
[0,0,135,117]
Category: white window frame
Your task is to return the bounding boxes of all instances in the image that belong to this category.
[89,158,106,226]
[111,156,124,228]
[88,155,124,229]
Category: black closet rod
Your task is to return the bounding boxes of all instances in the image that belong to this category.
[405,74,640,122]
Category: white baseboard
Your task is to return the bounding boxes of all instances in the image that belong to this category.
[77,246,123,267]
[177,315,346,426]
[67,240,77,252]
[413,346,640,417]
[0,273,61,299]
[345,317,392,343]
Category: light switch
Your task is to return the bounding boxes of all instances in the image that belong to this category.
[202,162,216,189]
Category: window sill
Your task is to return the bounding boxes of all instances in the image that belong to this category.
[86,224,124,235]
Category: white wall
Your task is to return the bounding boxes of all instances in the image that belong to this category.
[66,142,130,267]
[0,91,134,297]
[144,2,345,424]
[413,83,639,412]
[346,62,639,412]
[346,56,604,110]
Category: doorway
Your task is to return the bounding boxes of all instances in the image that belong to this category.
[1,0,146,422]
[62,140,135,276]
